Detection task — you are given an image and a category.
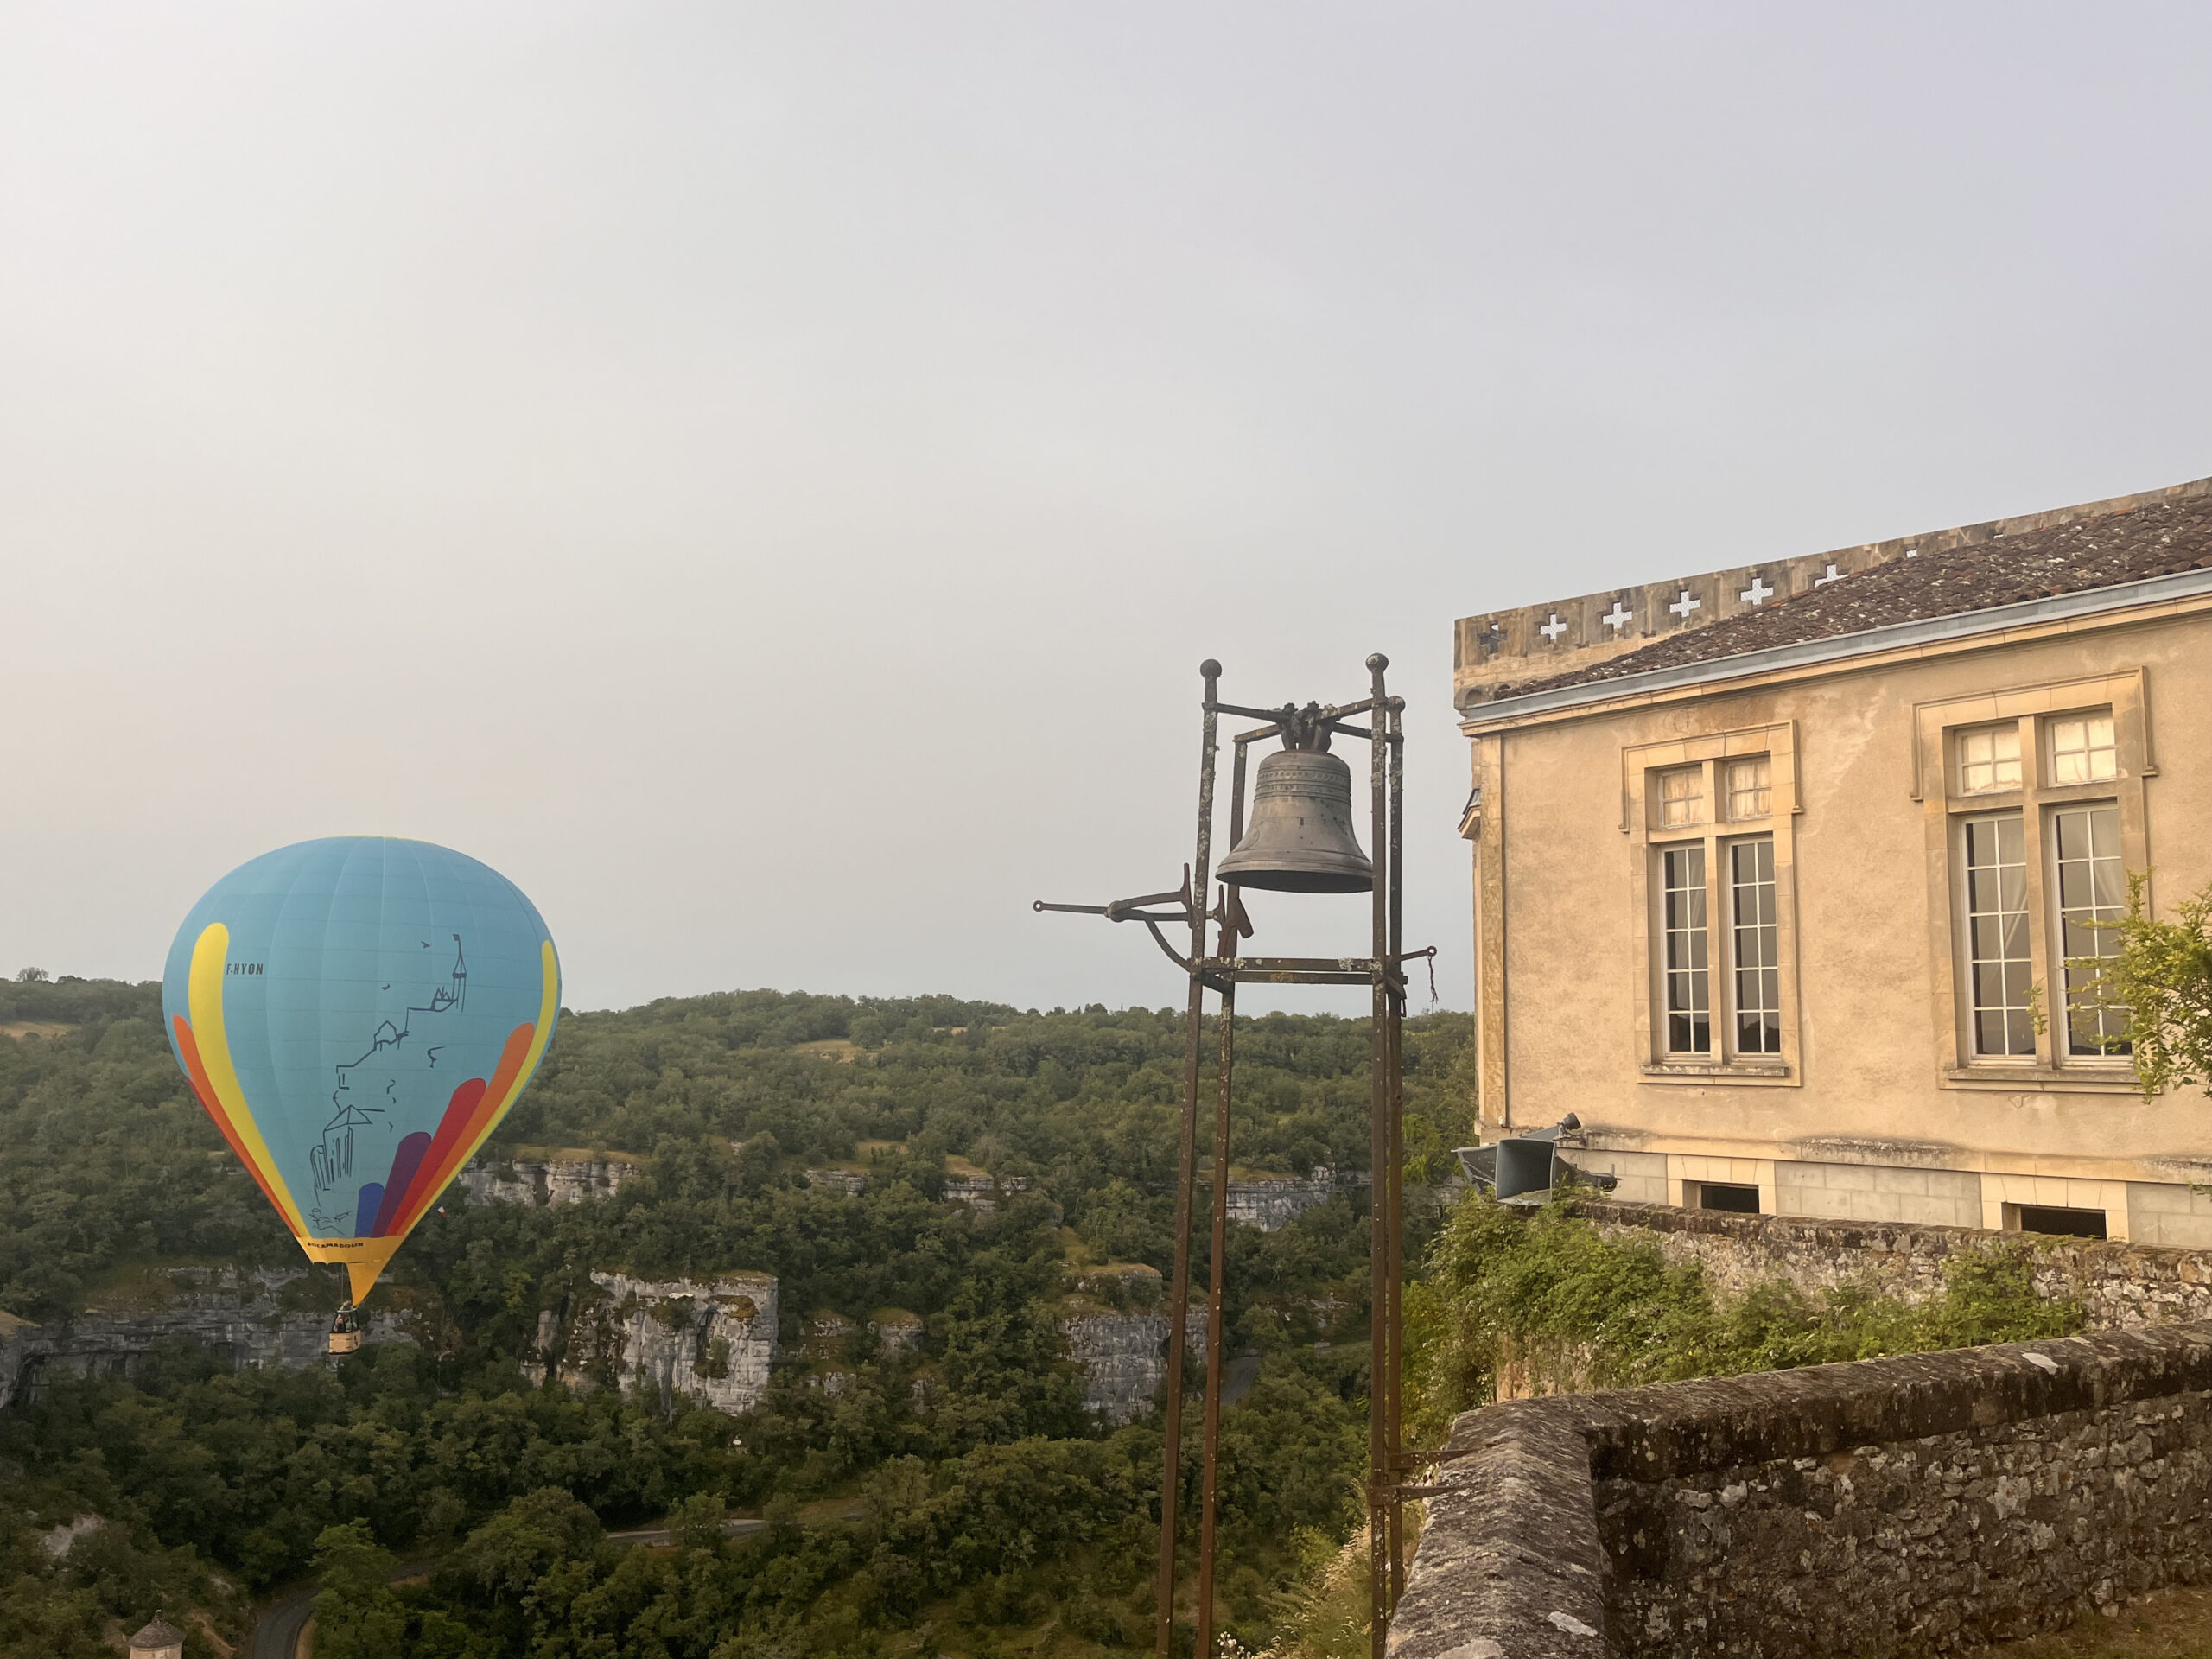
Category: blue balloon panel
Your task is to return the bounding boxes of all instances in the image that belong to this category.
[161,837,559,1300]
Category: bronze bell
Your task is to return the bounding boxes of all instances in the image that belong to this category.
[1217,717,1374,893]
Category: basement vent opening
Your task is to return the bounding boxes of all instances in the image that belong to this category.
[1690,1181,1760,1214]
[2009,1203,2108,1239]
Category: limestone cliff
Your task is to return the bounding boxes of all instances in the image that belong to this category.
[456,1155,635,1208]
[1220,1166,1368,1232]
[0,1267,412,1408]
[528,1270,778,1414]
[1059,1268,1207,1426]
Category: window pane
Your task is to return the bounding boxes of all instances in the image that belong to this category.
[1659,766,1705,828]
[1730,837,1781,1055]
[1958,724,2022,794]
[1963,811,2035,1057]
[1726,757,1772,821]
[2050,712,2117,786]
[1662,846,1711,1053]
[2053,804,2130,1056]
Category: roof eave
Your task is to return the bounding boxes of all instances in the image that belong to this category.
[1458,564,2212,728]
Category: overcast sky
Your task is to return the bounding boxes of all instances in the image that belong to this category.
[5,3,2209,1015]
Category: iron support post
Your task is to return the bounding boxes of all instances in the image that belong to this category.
[1155,660,1219,1657]
[1037,655,1415,1659]
[1366,653,1391,1659]
[1194,735,1249,1656]
[1386,693,1407,1608]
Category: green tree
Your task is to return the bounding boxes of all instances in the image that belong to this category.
[309,1522,406,1659]
[2083,872,2212,1098]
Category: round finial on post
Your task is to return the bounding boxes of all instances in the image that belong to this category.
[1365,652,1389,672]
[1200,659,1223,680]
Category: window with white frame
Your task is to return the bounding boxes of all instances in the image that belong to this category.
[1726,756,1771,821]
[1658,766,1705,828]
[1730,838,1781,1054]
[2052,804,2129,1057]
[1962,813,2034,1057]
[1957,724,2022,794]
[1923,682,2148,1082]
[1630,730,1799,1078]
[1661,845,1711,1053]
[2049,714,2117,785]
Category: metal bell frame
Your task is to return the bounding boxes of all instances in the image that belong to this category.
[1037,655,1430,1659]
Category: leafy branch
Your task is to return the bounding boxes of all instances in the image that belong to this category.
[2077,872,2212,1100]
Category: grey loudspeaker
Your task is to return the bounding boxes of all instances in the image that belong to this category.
[1494,1139,1556,1203]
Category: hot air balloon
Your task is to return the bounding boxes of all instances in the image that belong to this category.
[162,838,560,1351]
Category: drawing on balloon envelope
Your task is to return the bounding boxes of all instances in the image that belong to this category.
[309,937,469,1234]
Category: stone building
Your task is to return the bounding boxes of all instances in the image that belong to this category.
[1457,475,2212,1243]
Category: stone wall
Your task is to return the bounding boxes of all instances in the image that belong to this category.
[1569,1198,2212,1332]
[456,1155,635,1208]
[529,1270,778,1415]
[0,1268,411,1408]
[1390,1322,2212,1659]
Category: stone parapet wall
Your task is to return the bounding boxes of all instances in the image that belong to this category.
[1391,1322,2212,1658]
[1567,1198,2212,1331]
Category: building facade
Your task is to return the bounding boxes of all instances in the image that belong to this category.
[1457,475,2212,1243]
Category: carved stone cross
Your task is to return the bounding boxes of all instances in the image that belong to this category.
[1600,601,1633,632]
[1668,588,1702,620]
[1538,612,1567,642]
[1814,562,1845,586]
[1738,575,1775,607]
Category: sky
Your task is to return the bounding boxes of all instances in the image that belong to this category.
[4,3,2210,1016]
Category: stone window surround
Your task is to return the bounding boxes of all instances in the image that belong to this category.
[1912,671,2153,1093]
[1624,722,1802,1086]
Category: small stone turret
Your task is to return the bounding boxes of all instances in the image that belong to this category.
[128,1617,184,1659]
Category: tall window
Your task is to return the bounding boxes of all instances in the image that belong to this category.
[1726,757,1771,820]
[1963,814,2033,1057]
[1731,838,1781,1054]
[1924,687,2146,1080]
[1631,729,1799,1079]
[1957,724,2022,794]
[2053,804,2128,1056]
[2049,715,2117,785]
[1662,846,1710,1053]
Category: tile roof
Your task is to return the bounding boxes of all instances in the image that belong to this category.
[1478,477,2212,703]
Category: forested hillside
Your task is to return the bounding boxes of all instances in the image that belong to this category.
[0,975,1475,1658]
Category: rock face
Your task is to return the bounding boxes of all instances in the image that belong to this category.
[807,1169,868,1197]
[457,1156,634,1208]
[1061,1305,1209,1426]
[869,1308,924,1351]
[0,1268,411,1408]
[943,1170,1027,1213]
[1222,1167,1357,1231]
[530,1270,778,1415]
